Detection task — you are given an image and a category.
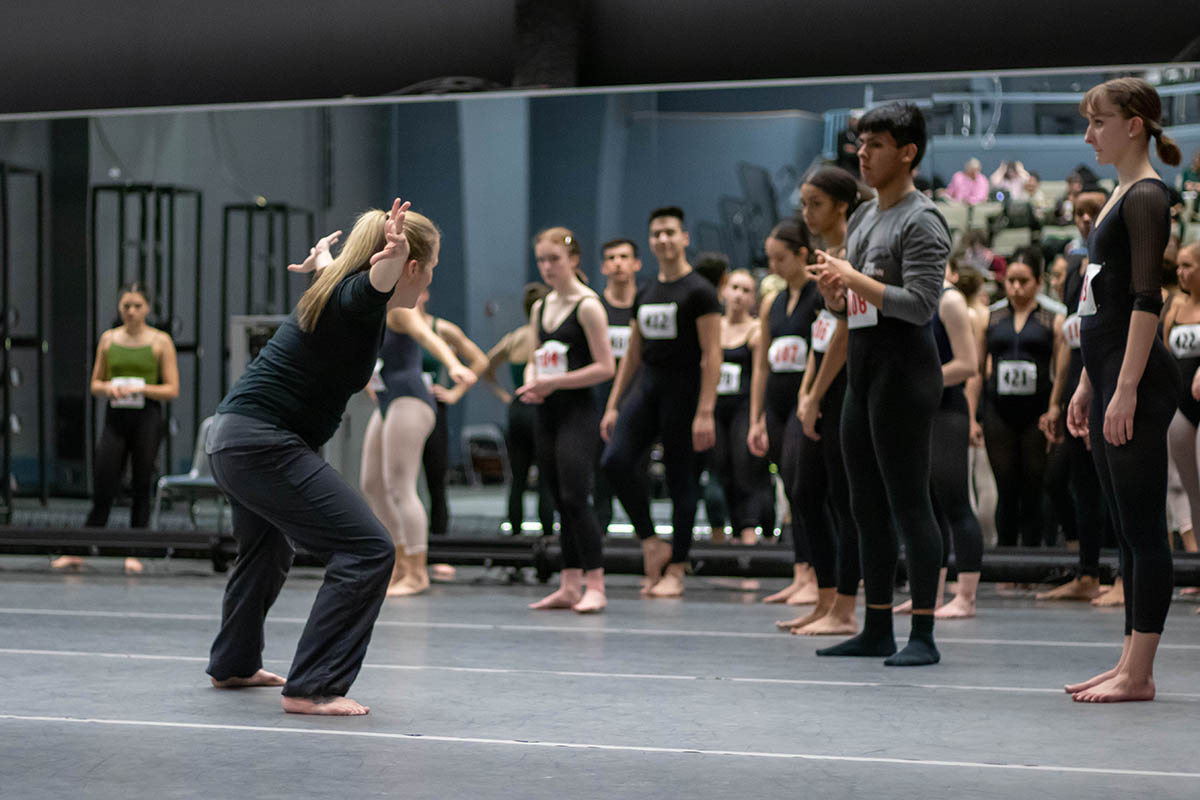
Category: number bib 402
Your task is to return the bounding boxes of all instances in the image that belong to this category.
[997,359,1037,396]
[717,362,742,395]
[534,340,569,377]
[638,303,678,340]
[768,335,807,373]
[846,289,879,329]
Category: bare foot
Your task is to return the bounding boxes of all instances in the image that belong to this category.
[572,591,606,614]
[934,595,976,619]
[1065,666,1119,694]
[124,558,144,574]
[1036,576,1100,601]
[211,669,286,688]
[709,528,727,545]
[50,555,83,570]
[1179,586,1200,597]
[738,528,757,545]
[281,695,370,716]
[647,572,684,598]
[387,572,430,597]
[430,563,456,581]
[794,612,858,636]
[762,581,805,604]
[529,587,582,609]
[893,598,913,615]
[785,581,819,605]
[1071,673,1155,703]
[1091,581,1124,607]
[775,607,824,630]
[640,538,672,594]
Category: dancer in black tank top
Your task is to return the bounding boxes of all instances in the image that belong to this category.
[521,228,615,613]
[811,103,950,667]
[600,207,722,598]
[593,239,645,535]
[1066,78,1183,702]
[981,248,1058,548]
[711,269,768,545]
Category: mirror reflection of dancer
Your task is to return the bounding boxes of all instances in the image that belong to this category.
[811,103,951,667]
[1065,79,1183,702]
[521,228,615,612]
[361,302,475,597]
[205,199,438,716]
[600,207,722,597]
[53,284,180,574]
[483,283,556,536]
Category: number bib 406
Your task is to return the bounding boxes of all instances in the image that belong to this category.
[717,362,742,395]
[811,311,837,353]
[1077,263,1102,317]
[997,359,1037,396]
[534,340,569,377]
[638,303,678,340]
[846,289,879,329]
[768,336,807,373]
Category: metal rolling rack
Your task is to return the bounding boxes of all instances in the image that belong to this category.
[0,163,48,522]
[88,184,203,484]
[219,202,314,395]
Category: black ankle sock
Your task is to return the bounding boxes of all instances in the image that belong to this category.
[816,607,896,657]
[884,613,940,666]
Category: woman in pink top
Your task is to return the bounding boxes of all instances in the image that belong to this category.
[944,158,990,204]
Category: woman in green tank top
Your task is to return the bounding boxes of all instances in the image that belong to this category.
[52,283,179,574]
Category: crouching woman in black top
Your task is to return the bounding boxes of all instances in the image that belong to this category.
[1066,78,1183,703]
[205,199,446,716]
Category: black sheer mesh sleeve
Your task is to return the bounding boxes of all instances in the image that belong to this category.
[1121,180,1171,316]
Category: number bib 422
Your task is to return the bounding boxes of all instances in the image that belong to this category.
[997,360,1037,396]
[638,303,678,340]
[1169,324,1200,359]
[767,336,807,373]
[846,289,879,329]
[534,340,569,377]
[717,362,742,395]
[1077,263,1102,317]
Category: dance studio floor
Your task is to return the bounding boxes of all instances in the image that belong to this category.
[1,561,1198,799]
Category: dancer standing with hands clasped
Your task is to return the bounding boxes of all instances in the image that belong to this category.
[1065,78,1182,702]
[522,228,614,612]
[205,199,440,715]
[809,103,951,666]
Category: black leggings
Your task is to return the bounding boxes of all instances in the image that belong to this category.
[819,377,860,596]
[87,402,164,528]
[842,354,943,610]
[1044,424,1108,576]
[712,398,769,532]
[930,394,984,573]
[507,400,556,534]
[422,401,449,536]
[535,395,603,571]
[601,368,702,564]
[765,405,810,565]
[1088,347,1179,635]
[982,403,1047,547]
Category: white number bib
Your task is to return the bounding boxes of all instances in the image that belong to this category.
[368,359,386,392]
[1062,314,1082,350]
[638,303,678,340]
[767,336,808,373]
[608,325,631,359]
[422,372,435,390]
[717,362,743,395]
[997,360,1037,396]
[109,376,146,409]
[1077,263,1102,317]
[534,340,569,377]
[811,311,837,354]
[846,289,878,329]
[1169,324,1200,359]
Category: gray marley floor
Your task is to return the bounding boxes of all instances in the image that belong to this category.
[1,562,1198,800]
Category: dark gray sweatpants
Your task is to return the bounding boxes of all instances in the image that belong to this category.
[205,413,395,698]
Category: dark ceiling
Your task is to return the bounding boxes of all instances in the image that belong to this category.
[2,0,1197,114]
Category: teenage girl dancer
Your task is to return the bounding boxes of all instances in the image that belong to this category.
[521,228,614,612]
[1065,78,1182,702]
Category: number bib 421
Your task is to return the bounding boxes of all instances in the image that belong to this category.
[846,289,879,330]
[717,362,742,395]
[608,325,631,359]
[638,303,678,340]
[1077,263,1102,317]
[768,336,807,373]
[997,360,1037,396]
[534,340,569,377]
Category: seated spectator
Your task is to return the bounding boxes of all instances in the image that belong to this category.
[1053,165,1105,225]
[1063,191,1107,256]
[989,160,1030,201]
[957,229,1007,280]
[1024,171,1053,221]
[943,158,990,204]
